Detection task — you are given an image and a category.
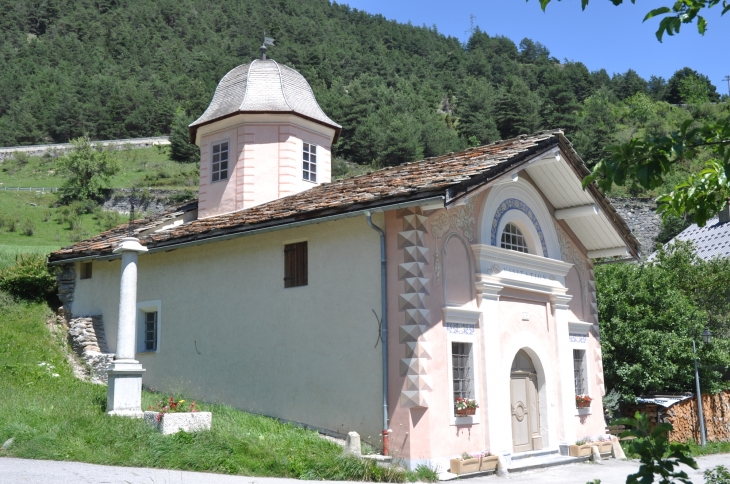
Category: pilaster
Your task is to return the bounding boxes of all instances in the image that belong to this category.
[552,293,576,447]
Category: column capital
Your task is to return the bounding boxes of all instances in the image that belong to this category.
[475,279,504,303]
[113,237,148,254]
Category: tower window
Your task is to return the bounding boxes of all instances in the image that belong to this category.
[303,143,317,182]
[211,141,229,182]
[500,223,529,253]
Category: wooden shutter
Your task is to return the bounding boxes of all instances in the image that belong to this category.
[284,242,308,288]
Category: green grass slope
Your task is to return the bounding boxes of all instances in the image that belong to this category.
[0,296,413,481]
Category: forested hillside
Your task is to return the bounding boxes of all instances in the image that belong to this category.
[1,0,727,178]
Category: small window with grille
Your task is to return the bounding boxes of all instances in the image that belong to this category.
[500,223,529,253]
[211,141,229,182]
[144,311,158,352]
[302,143,317,182]
[284,241,308,288]
[573,349,587,396]
[452,342,474,415]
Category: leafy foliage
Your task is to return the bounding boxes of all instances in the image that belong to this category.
[57,138,120,203]
[705,465,730,484]
[596,242,730,399]
[614,412,698,484]
[169,108,199,164]
[0,253,56,301]
[533,0,729,41]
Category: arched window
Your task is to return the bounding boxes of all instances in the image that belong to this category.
[501,223,529,253]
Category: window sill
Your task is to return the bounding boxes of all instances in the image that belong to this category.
[137,351,158,355]
[575,408,591,416]
[302,178,318,184]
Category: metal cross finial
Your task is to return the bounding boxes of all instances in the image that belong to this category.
[261,31,275,60]
[128,188,137,237]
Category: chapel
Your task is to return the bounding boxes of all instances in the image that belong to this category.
[49,51,638,471]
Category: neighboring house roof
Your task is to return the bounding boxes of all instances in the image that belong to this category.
[652,216,730,261]
[189,59,342,143]
[48,131,640,264]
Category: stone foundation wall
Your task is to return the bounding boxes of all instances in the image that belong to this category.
[56,264,75,314]
[66,315,114,384]
[608,198,661,257]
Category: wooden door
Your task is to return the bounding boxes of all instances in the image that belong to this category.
[510,350,542,453]
[510,375,532,453]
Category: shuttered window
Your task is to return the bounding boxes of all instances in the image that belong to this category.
[284,242,308,288]
[80,262,93,280]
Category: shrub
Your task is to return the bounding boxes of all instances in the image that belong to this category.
[705,466,730,484]
[7,217,18,232]
[12,151,30,165]
[21,219,35,236]
[0,254,56,301]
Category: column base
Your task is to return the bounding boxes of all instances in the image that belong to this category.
[107,360,145,418]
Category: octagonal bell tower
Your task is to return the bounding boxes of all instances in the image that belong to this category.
[189,54,341,219]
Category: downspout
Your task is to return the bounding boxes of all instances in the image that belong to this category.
[365,210,389,456]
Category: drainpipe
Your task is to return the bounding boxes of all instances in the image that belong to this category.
[365,210,389,456]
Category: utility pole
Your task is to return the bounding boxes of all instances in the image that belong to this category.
[723,76,730,97]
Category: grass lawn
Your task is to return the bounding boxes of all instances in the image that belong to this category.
[0,295,434,481]
[0,191,110,251]
[0,146,198,190]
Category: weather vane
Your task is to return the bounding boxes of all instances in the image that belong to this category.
[261,31,275,60]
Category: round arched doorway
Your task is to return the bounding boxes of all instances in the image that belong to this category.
[510,350,543,453]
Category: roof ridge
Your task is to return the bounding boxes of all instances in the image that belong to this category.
[239,60,256,111]
[273,60,295,112]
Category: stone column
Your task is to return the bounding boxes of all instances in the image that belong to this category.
[107,237,148,417]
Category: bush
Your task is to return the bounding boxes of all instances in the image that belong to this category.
[12,151,30,165]
[705,465,730,484]
[21,219,35,236]
[0,254,57,301]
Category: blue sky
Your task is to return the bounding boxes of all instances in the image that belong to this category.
[340,0,730,95]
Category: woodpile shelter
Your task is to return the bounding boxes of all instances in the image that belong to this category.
[623,391,730,443]
[48,55,640,470]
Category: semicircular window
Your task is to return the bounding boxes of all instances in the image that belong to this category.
[500,223,529,253]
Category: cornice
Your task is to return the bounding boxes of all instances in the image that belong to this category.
[442,306,482,325]
[472,244,573,277]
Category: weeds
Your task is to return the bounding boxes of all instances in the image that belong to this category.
[21,219,35,236]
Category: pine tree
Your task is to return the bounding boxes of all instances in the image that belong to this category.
[169,108,199,164]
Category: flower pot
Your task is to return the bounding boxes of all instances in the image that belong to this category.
[568,444,593,457]
[576,401,591,408]
[144,411,212,435]
[450,457,481,475]
[598,441,613,454]
[480,455,499,471]
[456,407,476,416]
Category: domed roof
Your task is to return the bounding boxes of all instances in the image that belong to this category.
[189,59,341,143]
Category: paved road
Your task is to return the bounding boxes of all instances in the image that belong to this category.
[1,455,728,484]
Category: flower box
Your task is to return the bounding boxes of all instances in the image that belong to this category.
[456,407,476,417]
[144,411,212,435]
[576,401,591,408]
[598,441,613,454]
[480,455,499,471]
[450,457,481,475]
[568,443,593,457]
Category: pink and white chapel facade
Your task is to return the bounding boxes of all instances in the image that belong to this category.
[49,56,639,470]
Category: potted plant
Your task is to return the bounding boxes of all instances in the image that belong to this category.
[568,438,594,457]
[450,452,481,475]
[595,435,613,455]
[144,397,212,435]
[479,451,499,471]
[455,398,479,416]
[576,394,592,408]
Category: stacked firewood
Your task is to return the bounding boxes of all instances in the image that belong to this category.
[622,391,730,443]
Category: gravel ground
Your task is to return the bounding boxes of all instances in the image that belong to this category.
[1,454,728,484]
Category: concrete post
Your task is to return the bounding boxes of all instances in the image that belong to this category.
[107,237,148,417]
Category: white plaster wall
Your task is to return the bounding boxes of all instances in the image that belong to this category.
[71,215,384,440]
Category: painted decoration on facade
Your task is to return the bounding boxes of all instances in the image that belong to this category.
[429,198,476,282]
[490,198,548,257]
[445,323,476,335]
[569,333,587,343]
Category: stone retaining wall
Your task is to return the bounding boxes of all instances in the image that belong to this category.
[66,314,114,384]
